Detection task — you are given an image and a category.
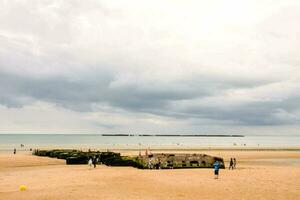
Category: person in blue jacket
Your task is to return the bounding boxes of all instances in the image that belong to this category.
[213,160,220,179]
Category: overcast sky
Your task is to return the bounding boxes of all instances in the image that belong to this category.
[0,0,299,135]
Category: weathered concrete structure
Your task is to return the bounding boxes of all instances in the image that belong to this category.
[138,153,225,169]
[33,150,225,169]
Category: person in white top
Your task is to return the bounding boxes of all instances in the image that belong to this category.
[88,158,93,169]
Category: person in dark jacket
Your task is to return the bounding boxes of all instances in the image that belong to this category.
[92,156,97,168]
[233,158,237,169]
[229,158,234,170]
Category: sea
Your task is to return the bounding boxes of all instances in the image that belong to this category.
[0,134,299,151]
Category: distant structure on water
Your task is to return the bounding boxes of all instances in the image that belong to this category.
[101,134,244,137]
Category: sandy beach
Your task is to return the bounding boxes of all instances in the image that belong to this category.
[0,149,299,200]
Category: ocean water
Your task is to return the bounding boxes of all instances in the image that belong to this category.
[0,134,299,150]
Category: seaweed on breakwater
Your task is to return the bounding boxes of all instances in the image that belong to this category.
[32,149,147,168]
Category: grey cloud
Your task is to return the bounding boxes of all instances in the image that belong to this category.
[0,71,112,111]
[1,69,295,126]
[1,0,300,130]
[0,71,200,111]
[178,97,300,126]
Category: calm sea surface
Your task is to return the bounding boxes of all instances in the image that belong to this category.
[0,134,299,150]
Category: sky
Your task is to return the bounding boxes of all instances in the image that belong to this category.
[0,0,299,135]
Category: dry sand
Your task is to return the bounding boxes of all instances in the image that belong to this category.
[0,150,299,200]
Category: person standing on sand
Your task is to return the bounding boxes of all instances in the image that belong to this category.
[229,158,234,170]
[13,148,16,154]
[88,158,93,169]
[213,160,220,179]
[92,156,97,168]
[233,158,237,169]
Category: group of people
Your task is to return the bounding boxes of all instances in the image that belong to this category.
[213,158,237,179]
[147,158,164,169]
[13,144,33,154]
[13,144,24,154]
[88,156,99,169]
[229,158,237,170]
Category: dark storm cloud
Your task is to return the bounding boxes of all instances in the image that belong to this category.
[1,69,294,126]
[0,71,112,111]
[177,96,300,126]
[0,71,199,111]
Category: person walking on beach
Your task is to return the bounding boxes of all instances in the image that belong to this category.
[233,158,237,169]
[13,148,16,154]
[213,160,220,179]
[88,158,93,169]
[229,158,234,170]
[92,156,97,168]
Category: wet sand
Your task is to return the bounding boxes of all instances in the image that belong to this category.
[0,150,299,200]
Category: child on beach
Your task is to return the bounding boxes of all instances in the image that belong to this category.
[213,160,220,179]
